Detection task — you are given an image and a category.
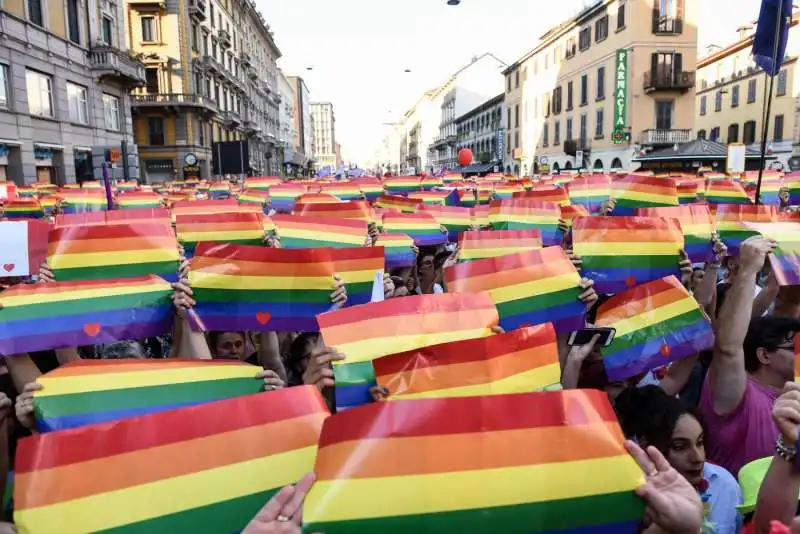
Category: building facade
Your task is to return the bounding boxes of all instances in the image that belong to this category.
[399,91,436,174]
[694,17,800,170]
[454,93,505,172]
[276,69,296,174]
[0,0,145,184]
[310,102,337,170]
[503,0,698,175]
[426,53,507,171]
[286,75,313,174]
[126,0,281,182]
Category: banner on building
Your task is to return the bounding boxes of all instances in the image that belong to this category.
[496,128,505,162]
[613,49,628,145]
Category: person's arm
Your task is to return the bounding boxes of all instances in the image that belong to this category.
[560,336,599,390]
[693,264,718,311]
[3,355,41,393]
[170,281,213,359]
[709,236,776,415]
[658,354,699,397]
[753,273,780,318]
[257,332,287,381]
[54,347,81,365]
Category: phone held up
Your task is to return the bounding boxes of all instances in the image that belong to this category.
[566,327,616,347]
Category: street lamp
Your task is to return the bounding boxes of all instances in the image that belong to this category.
[447,0,460,4]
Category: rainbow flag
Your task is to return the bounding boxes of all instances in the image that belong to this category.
[514,187,570,206]
[238,189,270,207]
[273,215,368,249]
[208,182,231,200]
[268,184,307,212]
[458,229,543,263]
[296,193,343,205]
[114,181,138,192]
[743,222,800,286]
[419,205,472,240]
[15,187,38,198]
[116,192,163,210]
[190,243,341,332]
[611,176,678,215]
[493,183,524,200]
[356,180,384,202]
[15,386,329,534]
[320,183,363,201]
[55,209,171,228]
[304,389,644,533]
[0,275,173,356]
[713,204,777,255]
[488,199,562,246]
[705,179,751,204]
[329,246,385,307]
[456,188,478,208]
[48,222,179,281]
[59,190,108,213]
[595,276,714,381]
[471,205,490,227]
[33,359,265,432]
[375,233,415,268]
[244,176,282,190]
[375,194,420,213]
[38,196,58,215]
[566,175,611,212]
[296,200,374,223]
[755,177,784,205]
[442,172,462,184]
[573,216,683,293]
[786,172,800,205]
[373,324,561,400]
[382,212,446,246]
[171,199,240,219]
[560,204,590,227]
[318,293,498,366]
[2,199,44,219]
[80,181,103,190]
[407,191,452,206]
[636,205,713,263]
[421,176,443,190]
[446,247,585,333]
[176,212,265,257]
[677,182,700,204]
[384,177,421,195]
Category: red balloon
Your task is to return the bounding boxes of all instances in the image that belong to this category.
[458,148,473,167]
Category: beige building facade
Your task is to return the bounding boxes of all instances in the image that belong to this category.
[695,17,800,169]
[503,0,698,174]
[310,102,337,171]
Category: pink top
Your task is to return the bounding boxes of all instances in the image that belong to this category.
[700,373,779,477]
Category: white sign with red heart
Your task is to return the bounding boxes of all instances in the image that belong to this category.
[0,221,31,277]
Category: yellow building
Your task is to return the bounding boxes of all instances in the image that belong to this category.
[127,0,281,181]
[694,17,800,169]
[503,0,698,174]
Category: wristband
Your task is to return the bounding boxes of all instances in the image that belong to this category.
[776,434,797,463]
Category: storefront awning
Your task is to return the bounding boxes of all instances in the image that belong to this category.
[34,142,64,151]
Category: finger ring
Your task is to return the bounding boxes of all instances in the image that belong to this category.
[276,515,289,522]
[648,469,658,477]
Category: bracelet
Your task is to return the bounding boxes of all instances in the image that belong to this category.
[776,434,797,463]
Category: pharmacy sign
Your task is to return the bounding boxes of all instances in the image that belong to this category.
[613,48,628,144]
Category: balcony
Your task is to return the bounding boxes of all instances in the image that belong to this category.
[88,45,146,87]
[639,129,692,146]
[243,118,259,133]
[188,0,206,20]
[247,66,258,80]
[652,16,683,35]
[643,70,695,93]
[127,0,165,7]
[239,51,252,68]
[131,93,217,112]
[201,55,220,73]
[221,110,242,127]
[217,28,232,48]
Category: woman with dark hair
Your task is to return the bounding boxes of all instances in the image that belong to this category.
[615,386,743,534]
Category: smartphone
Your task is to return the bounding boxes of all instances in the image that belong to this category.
[567,327,616,347]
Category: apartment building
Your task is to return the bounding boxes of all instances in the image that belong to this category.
[399,90,436,174]
[310,102,337,170]
[276,69,296,174]
[503,0,698,174]
[286,76,313,174]
[0,0,144,184]
[127,0,281,181]
[454,93,505,172]
[426,53,507,171]
[695,17,800,169]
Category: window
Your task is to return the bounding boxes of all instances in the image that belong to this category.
[552,87,562,115]
[777,69,787,96]
[579,113,588,144]
[654,0,684,33]
[727,123,739,143]
[714,91,722,112]
[67,83,88,124]
[710,127,720,141]
[103,93,120,131]
[545,94,551,117]
[0,65,7,108]
[731,85,740,107]
[595,108,604,137]
[656,100,674,130]
[506,133,511,154]
[210,4,215,26]
[580,74,588,105]
[515,105,519,127]
[567,81,574,110]
[596,66,605,100]
[745,79,757,104]
[533,97,539,119]
[579,27,591,51]
[515,71,520,89]
[27,0,43,26]
[102,16,113,45]
[566,38,577,59]
[774,114,784,141]
[148,117,165,145]
[697,129,706,140]
[566,117,573,140]
[514,131,519,148]
[699,95,707,115]
[25,70,53,117]
[144,68,159,93]
[595,15,608,42]
[542,123,549,146]
[554,120,561,145]
[617,1,626,29]
[191,24,199,51]
[743,120,757,144]
[67,0,81,43]
[506,75,512,93]
[141,16,156,42]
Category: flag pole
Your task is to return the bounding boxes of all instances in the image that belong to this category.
[754,2,785,205]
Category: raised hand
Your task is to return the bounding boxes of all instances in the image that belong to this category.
[15,382,42,431]
[330,276,347,309]
[302,348,345,391]
[242,473,316,534]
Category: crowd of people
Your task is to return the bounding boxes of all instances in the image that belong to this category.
[0,177,799,534]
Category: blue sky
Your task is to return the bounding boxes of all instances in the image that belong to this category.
[255,0,764,163]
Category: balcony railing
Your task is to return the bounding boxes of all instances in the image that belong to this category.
[201,55,220,73]
[88,45,146,86]
[639,129,692,146]
[131,93,217,111]
[239,51,252,68]
[221,110,242,126]
[217,29,232,48]
[652,15,683,34]
[643,69,695,93]
[188,0,206,20]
